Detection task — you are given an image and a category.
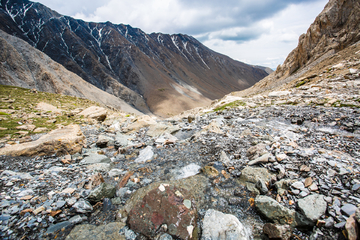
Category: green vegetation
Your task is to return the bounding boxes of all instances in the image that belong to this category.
[158,88,166,92]
[0,85,101,138]
[295,79,310,88]
[213,100,246,112]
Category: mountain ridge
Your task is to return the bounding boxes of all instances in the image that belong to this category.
[0,0,269,117]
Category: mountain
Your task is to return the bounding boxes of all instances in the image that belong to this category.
[0,0,269,117]
[0,29,143,115]
[232,0,360,97]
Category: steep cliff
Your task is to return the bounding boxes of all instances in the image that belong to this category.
[234,0,360,96]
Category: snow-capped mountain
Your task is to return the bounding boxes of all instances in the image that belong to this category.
[0,0,269,116]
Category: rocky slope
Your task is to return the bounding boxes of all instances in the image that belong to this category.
[0,30,143,115]
[0,48,360,238]
[0,0,268,117]
[233,0,360,97]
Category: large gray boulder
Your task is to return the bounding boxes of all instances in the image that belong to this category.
[297,194,327,222]
[201,209,249,240]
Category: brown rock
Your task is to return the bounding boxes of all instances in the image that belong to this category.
[78,106,107,122]
[263,223,292,240]
[128,184,197,239]
[0,124,85,157]
[304,177,313,188]
[15,124,36,131]
[345,214,360,240]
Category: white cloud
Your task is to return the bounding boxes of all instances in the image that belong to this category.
[201,0,328,68]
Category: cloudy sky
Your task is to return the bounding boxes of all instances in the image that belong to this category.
[36,0,328,69]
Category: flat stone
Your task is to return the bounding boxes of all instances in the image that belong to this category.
[297,194,327,222]
[46,221,71,235]
[291,181,305,190]
[65,222,126,240]
[80,153,111,165]
[0,125,85,157]
[87,163,111,172]
[134,146,154,163]
[239,166,275,185]
[201,209,249,240]
[341,204,358,217]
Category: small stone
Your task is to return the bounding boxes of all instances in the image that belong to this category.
[183,199,191,209]
[73,199,93,213]
[308,183,319,191]
[33,206,45,215]
[68,215,83,224]
[45,221,71,235]
[201,166,219,177]
[304,177,313,187]
[291,181,305,189]
[275,153,288,162]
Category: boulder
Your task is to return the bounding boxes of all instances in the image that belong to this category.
[127,184,198,239]
[78,106,107,122]
[65,222,126,240]
[0,125,85,156]
[36,102,63,113]
[201,209,249,240]
[255,195,313,228]
[239,167,275,185]
[297,194,327,222]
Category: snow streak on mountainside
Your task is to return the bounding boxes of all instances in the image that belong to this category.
[0,0,269,116]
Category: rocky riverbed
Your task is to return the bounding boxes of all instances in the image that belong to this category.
[1,60,360,239]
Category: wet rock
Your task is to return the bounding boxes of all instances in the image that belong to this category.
[0,125,85,156]
[78,106,107,122]
[65,222,126,240]
[88,183,116,202]
[263,223,291,240]
[297,194,327,222]
[201,209,249,240]
[127,185,198,239]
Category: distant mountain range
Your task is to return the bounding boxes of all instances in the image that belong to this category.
[0,0,269,116]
